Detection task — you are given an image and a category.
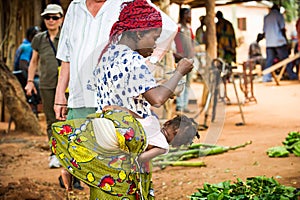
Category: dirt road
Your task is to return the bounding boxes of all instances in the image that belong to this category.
[1,80,299,199]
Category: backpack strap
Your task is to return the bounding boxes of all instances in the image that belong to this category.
[46,31,61,66]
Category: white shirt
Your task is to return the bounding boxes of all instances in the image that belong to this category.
[56,0,124,108]
[137,116,169,153]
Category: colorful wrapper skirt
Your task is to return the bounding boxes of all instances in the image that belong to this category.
[50,110,154,200]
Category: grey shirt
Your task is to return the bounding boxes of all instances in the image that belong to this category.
[31,31,60,89]
[263,9,286,47]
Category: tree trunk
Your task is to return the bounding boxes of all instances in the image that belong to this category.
[200,0,217,107]
[0,61,42,135]
[6,0,18,70]
[205,0,216,62]
[0,1,3,61]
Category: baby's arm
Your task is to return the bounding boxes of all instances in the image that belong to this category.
[138,147,167,164]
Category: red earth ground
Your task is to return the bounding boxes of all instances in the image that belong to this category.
[0,80,300,200]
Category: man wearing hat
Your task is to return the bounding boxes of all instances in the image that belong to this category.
[25,4,64,169]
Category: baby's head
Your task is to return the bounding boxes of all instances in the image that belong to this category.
[161,115,199,147]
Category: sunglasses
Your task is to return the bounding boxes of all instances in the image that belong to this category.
[44,16,61,20]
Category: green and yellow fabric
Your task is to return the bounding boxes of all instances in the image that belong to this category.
[50,110,154,200]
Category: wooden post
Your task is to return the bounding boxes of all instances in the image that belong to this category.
[200,0,216,107]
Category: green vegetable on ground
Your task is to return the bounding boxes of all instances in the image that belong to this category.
[283,131,300,157]
[267,131,300,157]
[153,141,252,168]
[189,176,300,200]
[266,146,290,157]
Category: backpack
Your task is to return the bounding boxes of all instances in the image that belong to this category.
[14,47,22,71]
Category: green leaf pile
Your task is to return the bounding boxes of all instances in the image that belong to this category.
[190,176,300,200]
[267,131,300,157]
[283,131,300,157]
[266,146,289,157]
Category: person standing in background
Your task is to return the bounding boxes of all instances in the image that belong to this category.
[216,11,237,65]
[262,4,298,82]
[294,17,300,78]
[195,15,207,46]
[173,8,195,113]
[25,4,64,168]
[14,26,40,79]
[296,17,300,52]
[14,26,40,116]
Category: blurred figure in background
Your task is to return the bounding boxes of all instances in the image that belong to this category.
[14,26,40,79]
[14,26,40,116]
[173,8,195,113]
[294,17,300,78]
[195,15,207,46]
[296,17,300,52]
[262,4,298,82]
[248,33,266,70]
[216,11,237,65]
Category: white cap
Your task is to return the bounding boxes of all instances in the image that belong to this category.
[41,4,63,16]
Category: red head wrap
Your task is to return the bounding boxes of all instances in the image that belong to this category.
[110,0,162,41]
[99,0,162,62]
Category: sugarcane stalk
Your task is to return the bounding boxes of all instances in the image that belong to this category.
[152,141,253,164]
[153,160,206,167]
[189,141,252,150]
[178,153,199,161]
[227,140,252,150]
[152,149,202,162]
[189,143,217,149]
[197,141,252,156]
[198,146,227,156]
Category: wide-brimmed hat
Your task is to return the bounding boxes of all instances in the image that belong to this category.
[41,4,63,16]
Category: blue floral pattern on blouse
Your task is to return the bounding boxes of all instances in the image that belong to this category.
[89,44,157,118]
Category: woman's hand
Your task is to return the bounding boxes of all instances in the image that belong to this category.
[175,58,194,76]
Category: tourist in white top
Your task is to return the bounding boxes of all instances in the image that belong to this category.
[54,0,124,121]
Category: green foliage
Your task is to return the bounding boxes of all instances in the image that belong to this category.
[281,0,298,22]
[266,146,289,157]
[283,131,300,156]
[267,131,300,157]
[269,0,298,22]
[190,176,300,200]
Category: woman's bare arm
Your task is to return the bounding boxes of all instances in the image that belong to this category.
[143,58,193,107]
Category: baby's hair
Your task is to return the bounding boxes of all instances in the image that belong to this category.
[167,115,200,147]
